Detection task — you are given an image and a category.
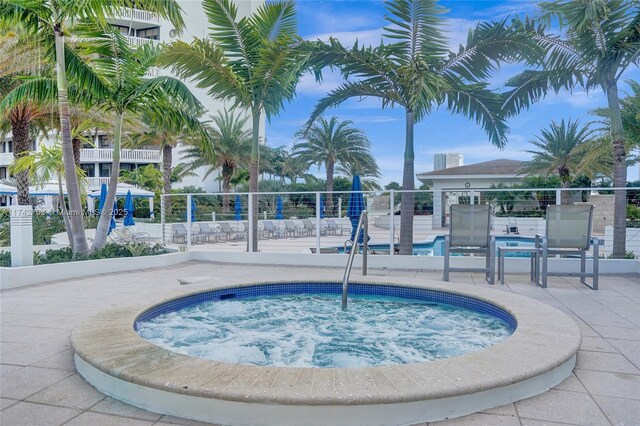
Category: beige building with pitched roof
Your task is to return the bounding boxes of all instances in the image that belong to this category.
[417,159,524,228]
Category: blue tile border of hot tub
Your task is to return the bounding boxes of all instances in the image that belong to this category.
[134,283,517,331]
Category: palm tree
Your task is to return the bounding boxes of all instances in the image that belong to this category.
[293,117,374,213]
[520,119,600,204]
[157,0,312,251]
[282,152,314,184]
[0,0,185,255]
[74,29,203,251]
[306,0,540,254]
[506,0,640,257]
[181,111,251,213]
[128,112,201,214]
[336,161,382,192]
[10,143,86,250]
[0,29,50,205]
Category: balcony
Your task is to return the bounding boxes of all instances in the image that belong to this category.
[87,177,111,189]
[127,36,157,46]
[0,152,13,166]
[113,8,160,24]
[80,148,161,163]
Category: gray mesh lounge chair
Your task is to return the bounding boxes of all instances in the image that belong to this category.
[284,220,305,237]
[197,223,223,243]
[219,222,247,240]
[302,219,324,236]
[171,223,202,244]
[443,204,496,284]
[262,221,285,238]
[110,227,153,244]
[536,204,598,290]
[325,219,344,236]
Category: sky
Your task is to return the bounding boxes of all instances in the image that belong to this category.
[264,0,640,187]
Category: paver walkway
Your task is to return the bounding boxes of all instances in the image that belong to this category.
[1,262,638,425]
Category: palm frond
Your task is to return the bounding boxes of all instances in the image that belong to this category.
[250,0,297,42]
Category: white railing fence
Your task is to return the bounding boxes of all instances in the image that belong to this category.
[159,187,638,257]
[80,148,161,162]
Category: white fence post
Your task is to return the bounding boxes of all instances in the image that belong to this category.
[556,189,562,205]
[338,197,342,218]
[160,195,165,244]
[186,194,192,249]
[248,194,254,252]
[316,192,321,255]
[389,190,395,256]
[10,205,33,267]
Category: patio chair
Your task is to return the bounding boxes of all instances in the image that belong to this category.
[536,204,598,290]
[197,223,224,243]
[262,221,285,239]
[324,219,344,236]
[284,220,305,237]
[170,223,202,244]
[302,219,325,236]
[443,204,496,284]
[219,222,247,241]
[110,227,153,244]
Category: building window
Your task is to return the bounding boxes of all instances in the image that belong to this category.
[112,25,134,36]
[98,135,113,149]
[120,163,135,172]
[6,141,12,153]
[99,163,112,178]
[31,140,37,151]
[137,27,160,40]
[81,164,95,177]
[0,167,6,179]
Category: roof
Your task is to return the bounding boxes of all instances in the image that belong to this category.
[417,159,523,178]
[88,183,154,199]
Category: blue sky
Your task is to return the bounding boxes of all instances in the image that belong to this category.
[265,0,640,186]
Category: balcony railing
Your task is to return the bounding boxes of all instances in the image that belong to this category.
[80,148,161,163]
[87,177,111,189]
[127,36,157,46]
[114,7,160,23]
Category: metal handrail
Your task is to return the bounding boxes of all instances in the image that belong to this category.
[342,210,368,310]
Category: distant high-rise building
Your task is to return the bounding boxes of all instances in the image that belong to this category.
[433,153,463,171]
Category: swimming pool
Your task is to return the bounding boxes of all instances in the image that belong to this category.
[135,284,515,368]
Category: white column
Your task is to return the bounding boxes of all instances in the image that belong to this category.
[433,189,443,228]
[87,196,95,214]
[389,190,395,255]
[148,197,154,219]
[186,194,192,249]
[10,205,33,267]
[556,189,562,205]
[44,196,54,212]
[338,197,342,218]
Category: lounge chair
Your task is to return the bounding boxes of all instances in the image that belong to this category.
[302,219,324,236]
[219,222,247,241]
[197,223,224,243]
[324,219,344,236]
[284,220,305,237]
[170,223,202,244]
[262,221,285,239]
[443,204,496,284]
[536,204,598,290]
[110,227,153,244]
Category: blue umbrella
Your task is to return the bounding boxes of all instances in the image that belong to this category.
[234,195,242,221]
[275,195,284,219]
[347,176,367,243]
[123,190,135,226]
[319,195,325,219]
[97,183,107,215]
[191,197,197,222]
[108,201,116,234]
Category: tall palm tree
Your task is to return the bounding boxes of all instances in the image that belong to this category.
[307,0,541,254]
[76,29,203,251]
[157,0,312,251]
[181,111,251,213]
[506,0,640,257]
[10,143,86,250]
[293,116,374,212]
[0,0,185,255]
[336,161,382,192]
[282,152,314,184]
[128,111,201,214]
[520,119,600,204]
[0,29,50,205]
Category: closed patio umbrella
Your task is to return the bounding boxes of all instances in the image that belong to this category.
[124,190,135,227]
[109,201,117,235]
[97,183,116,234]
[320,195,325,219]
[347,176,367,244]
[234,195,242,221]
[191,197,197,222]
[275,195,284,219]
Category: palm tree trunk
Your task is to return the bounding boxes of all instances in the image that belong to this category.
[325,160,334,215]
[248,109,260,252]
[72,138,82,166]
[399,109,415,255]
[561,181,571,205]
[54,28,89,255]
[605,80,627,258]
[222,165,232,214]
[162,144,172,213]
[12,118,30,205]
[58,173,74,252]
[92,113,124,251]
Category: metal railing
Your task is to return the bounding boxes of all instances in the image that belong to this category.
[342,210,368,310]
[114,7,161,23]
[80,148,161,162]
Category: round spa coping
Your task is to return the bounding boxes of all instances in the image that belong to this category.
[71,280,581,425]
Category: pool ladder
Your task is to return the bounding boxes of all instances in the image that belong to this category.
[342,210,368,310]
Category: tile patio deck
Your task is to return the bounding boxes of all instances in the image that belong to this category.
[1,262,638,425]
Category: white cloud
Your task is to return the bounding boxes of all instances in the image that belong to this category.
[472,1,539,19]
[543,89,605,108]
[296,70,343,96]
[444,18,478,51]
[336,114,398,124]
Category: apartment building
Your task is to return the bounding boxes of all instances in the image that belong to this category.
[1,1,264,199]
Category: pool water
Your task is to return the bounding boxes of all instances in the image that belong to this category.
[136,293,514,368]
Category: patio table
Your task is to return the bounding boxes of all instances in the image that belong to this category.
[497,246,540,285]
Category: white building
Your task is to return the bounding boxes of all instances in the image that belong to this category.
[433,153,463,171]
[1,1,264,201]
